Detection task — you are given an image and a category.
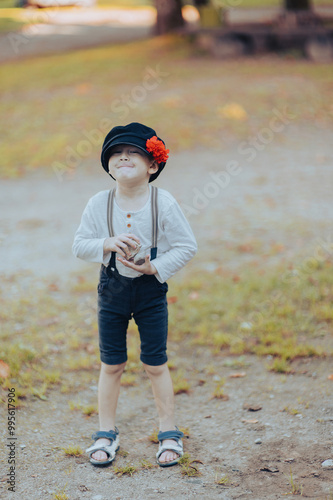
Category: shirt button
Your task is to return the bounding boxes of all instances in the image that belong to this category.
[127,214,131,218]
[127,223,131,228]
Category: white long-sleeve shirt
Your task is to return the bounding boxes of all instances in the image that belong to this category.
[72,186,197,283]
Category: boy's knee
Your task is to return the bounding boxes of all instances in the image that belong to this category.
[143,362,167,377]
[101,361,126,376]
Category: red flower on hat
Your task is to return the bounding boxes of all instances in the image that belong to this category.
[146,136,169,163]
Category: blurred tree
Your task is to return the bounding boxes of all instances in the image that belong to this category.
[285,0,311,8]
[154,0,314,36]
[154,0,184,34]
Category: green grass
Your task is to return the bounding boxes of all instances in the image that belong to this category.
[172,369,191,394]
[0,0,18,6]
[215,473,230,485]
[0,14,25,31]
[0,33,332,178]
[178,452,203,477]
[113,464,138,476]
[211,380,229,400]
[286,468,303,495]
[168,257,333,361]
[62,445,84,456]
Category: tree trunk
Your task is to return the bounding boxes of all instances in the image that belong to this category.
[154,0,184,35]
[285,0,312,10]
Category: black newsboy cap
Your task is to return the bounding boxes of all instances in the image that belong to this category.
[101,122,167,182]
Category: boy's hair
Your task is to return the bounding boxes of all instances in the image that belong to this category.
[101,122,169,183]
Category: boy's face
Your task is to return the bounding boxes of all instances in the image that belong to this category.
[108,145,158,185]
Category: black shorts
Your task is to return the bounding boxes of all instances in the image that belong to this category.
[97,266,168,366]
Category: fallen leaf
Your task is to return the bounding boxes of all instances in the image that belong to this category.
[270,243,285,253]
[328,374,333,380]
[0,360,10,379]
[38,317,59,327]
[85,344,95,354]
[218,102,248,121]
[229,372,246,378]
[232,275,241,283]
[76,83,91,95]
[260,466,279,473]
[265,197,276,208]
[211,393,229,401]
[16,218,45,229]
[167,296,178,304]
[242,418,259,424]
[161,95,183,108]
[243,403,262,412]
[48,283,59,292]
[237,243,254,253]
[78,485,89,492]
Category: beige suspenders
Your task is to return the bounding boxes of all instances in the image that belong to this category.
[106,186,158,271]
[106,187,115,239]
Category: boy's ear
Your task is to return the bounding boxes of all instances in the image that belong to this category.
[148,161,159,174]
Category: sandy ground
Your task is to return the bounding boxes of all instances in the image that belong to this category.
[0,124,333,499]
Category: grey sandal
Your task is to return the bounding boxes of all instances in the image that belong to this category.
[86,428,119,466]
[156,428,184,467]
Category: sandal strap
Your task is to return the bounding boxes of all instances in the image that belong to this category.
[157,428,184,443]
[91,427,119,442]
[156,442,183,458]
[86,444,113,457]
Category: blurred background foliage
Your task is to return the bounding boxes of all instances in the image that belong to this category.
[1,0,333,8]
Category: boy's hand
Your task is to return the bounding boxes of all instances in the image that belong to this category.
[103,234,140,259]
[117,254,157,275]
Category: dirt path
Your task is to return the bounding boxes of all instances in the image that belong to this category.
[0,125,333,499]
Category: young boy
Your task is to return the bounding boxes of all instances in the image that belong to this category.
[72,122,197,467]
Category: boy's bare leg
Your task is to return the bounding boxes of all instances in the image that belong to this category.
[91,361,126,462]
[143,362,179,464]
